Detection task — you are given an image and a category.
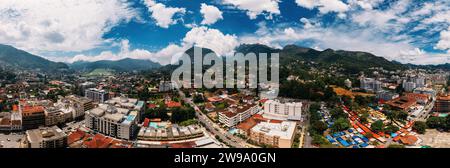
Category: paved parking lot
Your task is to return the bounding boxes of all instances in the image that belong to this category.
[0,133,24,148]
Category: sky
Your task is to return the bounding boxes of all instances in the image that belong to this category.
[0,0,449,65]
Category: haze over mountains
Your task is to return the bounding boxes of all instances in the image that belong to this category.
[0,43,448,73]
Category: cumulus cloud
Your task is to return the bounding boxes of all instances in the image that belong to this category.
[0,0,136,52]
[239,21,448,64]
[70,26,239,65]
[143,0,186,28]
[222,0,280,19]
[200,3,223,25]
[436,27,450,52]
[182,26,239,56]
[295,0,349,15]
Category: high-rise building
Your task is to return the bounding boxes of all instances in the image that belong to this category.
[360,78,381,92]
[20,104,45,130]
[403,81,417,92]
[159,81,174,92]
[85,88,109,103]
[263,100,302,121]
[85,97,144,140]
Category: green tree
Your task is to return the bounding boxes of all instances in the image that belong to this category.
[426,117,446,129]
[310,121,328,135]
[331,118,350,132]
[371,120,384,133]
[384,125,399,134]
[388,144,405,148]
[330,108,347,120]
[412,121,427,134]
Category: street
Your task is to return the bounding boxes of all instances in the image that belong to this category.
[178,90,247,148]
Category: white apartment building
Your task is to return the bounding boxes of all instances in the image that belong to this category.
[250,121,297,148]
[85,97,144,140]
[85,105,138,140]
[263,100,302,121]
[85,88,109,103]
[218,103,258,127]
[360,78,382,92]
[24,126,67,148]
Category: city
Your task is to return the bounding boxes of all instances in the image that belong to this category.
[1,1,450,166]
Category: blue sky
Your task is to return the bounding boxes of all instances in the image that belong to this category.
[0,0,449,65]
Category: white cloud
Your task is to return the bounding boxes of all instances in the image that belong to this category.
[0,0,136,52]
[222,0,280,19]
[239,22,448,64]
[436,27,450,52]
[143,0,186,28]
[182,26,239,56]
[200,3,223,25]
[295,0,349,15]
[69,26,239,65]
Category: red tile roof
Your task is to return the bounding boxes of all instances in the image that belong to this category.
[166,101,182,108]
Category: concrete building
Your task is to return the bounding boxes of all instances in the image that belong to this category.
[413,87,436,98]
[24,126,67,148]
[263,100,302,121]
[344,79,352,88]
[376,91,399,101]
[218,103,258,127]
[85,97,144,140]
[63,95,94,119]
[159,81,174,92]
[403,81,417,92]
[44,107,66,126]
[79,82,96,96]
[85,88,109,103]
[20,104,45,130]
[249,121,297,148]
[360,78,381,92]
[434,95,450,113]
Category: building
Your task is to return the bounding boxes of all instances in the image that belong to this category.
[344,79,352,88]
[85,97,144,140]
[263,100,302,121]
[385,96,417,111]
[218,103,258,127]
[249,121,297,148]
[159,81,174,92]
[413,87,436,98]
[24,126,67,148]
[44,107,66,126]
[85,88,109,103]
[20,104,45,130]
[434,95,450,113]
[403,81,417,92]
[376,91,399,101]
[360,78,381,92]
[64,95,94,119]
[79,82,96,96]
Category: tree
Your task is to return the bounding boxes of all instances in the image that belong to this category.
[384,125,399,134]
[371,120,384,133]
[426,117,446,129]
[311,121,327,135]
[170,107,196,123]
[330,108,347,120]
[360,112,369,124]
[412,121,427,134]
[331,118,350,132]
[311,134,330,146]
[388,144,405,148]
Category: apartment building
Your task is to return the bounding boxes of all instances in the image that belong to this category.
[263,100,302,121]
[218,103,258,127]
[85,88,109,103]
[249,121,297,148]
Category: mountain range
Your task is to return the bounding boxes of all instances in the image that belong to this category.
[69,58,161,72]
[1,43,449,74]
[0,44,68,72]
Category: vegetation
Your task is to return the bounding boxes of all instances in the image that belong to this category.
[412,121,427,134]
[330,118,350,133]
[370,120,385,133]
[388,144,405,148]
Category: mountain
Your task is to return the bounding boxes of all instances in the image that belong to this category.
[0,44,68,72]
[236,44,406,73]
[70,58,161,72]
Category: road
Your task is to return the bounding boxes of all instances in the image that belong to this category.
[178,90,246,148]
